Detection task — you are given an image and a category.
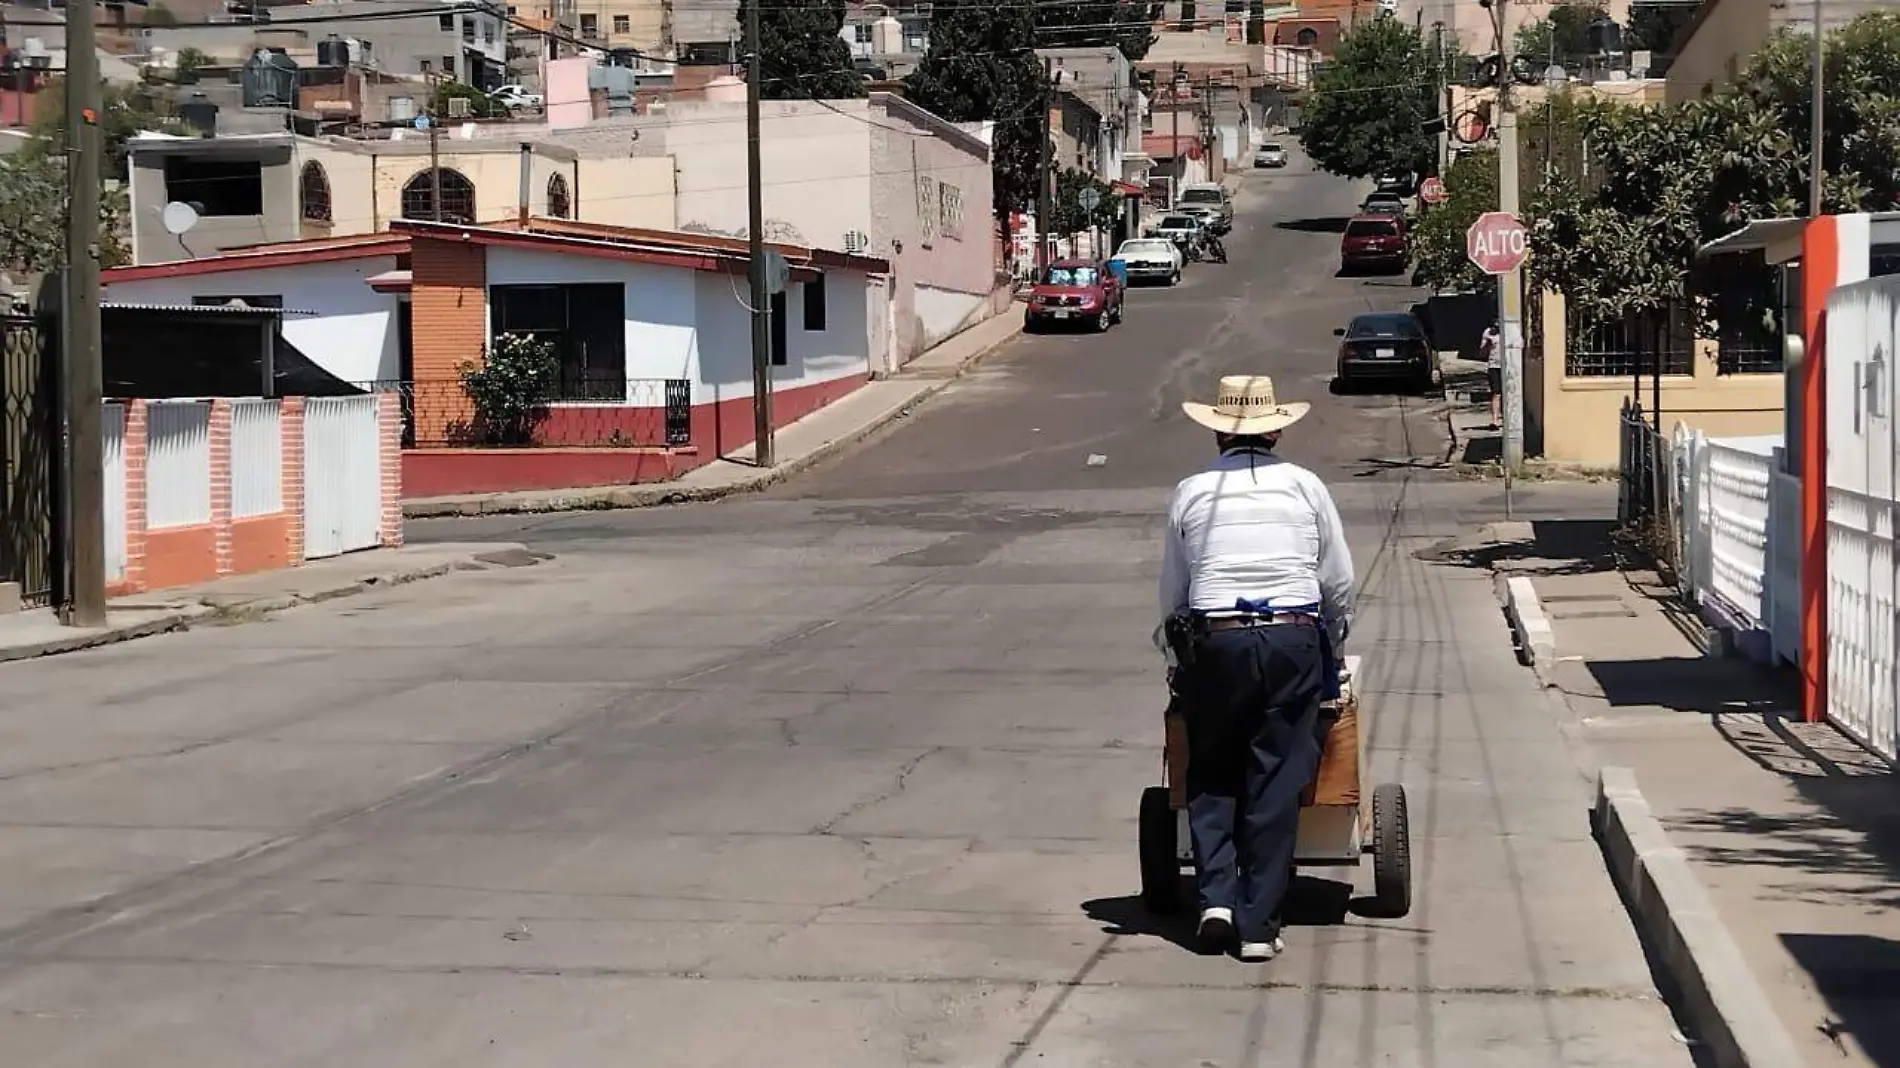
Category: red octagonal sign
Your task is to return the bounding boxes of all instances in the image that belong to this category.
[1466,211,1529,275]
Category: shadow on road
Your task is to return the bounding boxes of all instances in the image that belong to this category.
[1082,877,1360,954]
[1276,216,1350,234]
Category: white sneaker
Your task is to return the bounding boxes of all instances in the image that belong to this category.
[1197,907,1235,950]
[1238,936,1285,962]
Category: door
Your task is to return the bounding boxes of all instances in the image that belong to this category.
[301,396,383,559]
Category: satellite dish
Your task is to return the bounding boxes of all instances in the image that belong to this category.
[161,201,199,236]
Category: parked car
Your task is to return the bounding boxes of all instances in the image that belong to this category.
[1362,191,1407,218]
[1375,171,1418,196]
[1025,259,1125,332]
[1339,214,1408,275]
[1176,183,1233,230]
[1179,203,1229,236]
[1333,311,1436,394]
[1153,213,1208,259]
[489,84,544,110]
[1114,237,1183,286]
[1253,142,1288,168]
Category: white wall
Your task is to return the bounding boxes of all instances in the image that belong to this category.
[485,247,701,398]
[913,284,986,351]
[101,256,403,383]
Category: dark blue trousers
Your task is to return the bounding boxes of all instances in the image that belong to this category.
[1174,621,1325,943]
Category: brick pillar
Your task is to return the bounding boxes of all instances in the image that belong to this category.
[407,235,488,445]
[118,400,149,595]
[209,400,233,575]
[377,391,404,547]
[281,397,305,563]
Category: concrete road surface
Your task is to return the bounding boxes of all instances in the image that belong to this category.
[0,152,1697,1066]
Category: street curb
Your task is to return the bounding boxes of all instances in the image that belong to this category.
[402,317,1025,519]
[0,553,513,665]
[1592,768,1806,1068]
[1498,572,1555,668]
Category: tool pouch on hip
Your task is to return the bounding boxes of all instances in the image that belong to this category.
[1162,611,1202,670]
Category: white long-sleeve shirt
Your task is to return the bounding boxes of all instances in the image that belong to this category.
[1158,448,1355,635]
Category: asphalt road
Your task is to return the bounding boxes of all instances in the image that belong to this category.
[0,153,1697,1066]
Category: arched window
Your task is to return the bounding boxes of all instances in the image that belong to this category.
[400,167,476,224]
[546,172,571,219]
[299,161,332,223]
[1295,27,1318,46]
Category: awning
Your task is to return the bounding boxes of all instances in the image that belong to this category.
[100,302,317,316]
[1697,211,1900,264]
[366,269,412,293]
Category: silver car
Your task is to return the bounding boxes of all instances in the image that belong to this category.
[1114,237,1183,286]
[1254,142,1288,168]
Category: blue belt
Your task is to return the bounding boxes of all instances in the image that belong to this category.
[1228,598,1340,701]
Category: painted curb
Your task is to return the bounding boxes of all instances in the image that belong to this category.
[402,318,1025,520]
[1499,572,1556,668]
[1592,768,1806,1068]
[0,554,512,665]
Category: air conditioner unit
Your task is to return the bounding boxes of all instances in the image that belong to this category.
[447,95,471,117]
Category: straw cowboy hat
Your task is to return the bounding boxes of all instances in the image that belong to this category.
[1181,375,1311,435]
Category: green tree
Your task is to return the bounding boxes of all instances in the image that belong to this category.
[459,333,559,445]
[431,80,501,119]
[743,0,865,101]
[174,46,209,85]
[1034,0,1158,62]
[30,79,180,180]
[1299,18,1440,180]
[0,151,130,274]
[1513,0,1604,67]
[1046,169,1119,236]
[905,0,1044,220]
[1409,147,1498,291]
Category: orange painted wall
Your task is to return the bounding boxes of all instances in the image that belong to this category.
[229,514,294,575]
[142,525,220,590]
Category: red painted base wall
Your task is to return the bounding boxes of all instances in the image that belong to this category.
[403,374,869,499]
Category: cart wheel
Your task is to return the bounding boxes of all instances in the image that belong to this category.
[1369,783,1412,918]
[1139,786,1182,913]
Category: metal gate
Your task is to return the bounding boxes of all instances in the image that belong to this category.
[1823,277,1900,763]
[301,396,382,559]
[0,316,59,608]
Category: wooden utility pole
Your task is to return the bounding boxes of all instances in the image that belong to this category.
[1170,62,1183,207]
[1493,0,1524,485]
[1038,55,1054,272]
[62,0,104,627]
[744,0,773,466]
[427,75,443,220]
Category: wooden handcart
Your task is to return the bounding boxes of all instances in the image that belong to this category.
[1137,654,1413,919]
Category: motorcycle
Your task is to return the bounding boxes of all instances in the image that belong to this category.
[1172,234,1203,263]
[1203,232,1228,264]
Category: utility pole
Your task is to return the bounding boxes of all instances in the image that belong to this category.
[1038,55,1054,272]
[1493,0,1525,484]
[63,0,104,626]
[744,0,773,467]
[427,74,443,221]
[1808,0,1824,217]
[1433,20,1450,176]
[1170,62,1182,207]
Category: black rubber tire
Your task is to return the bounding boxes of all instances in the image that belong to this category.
[1095,310,1111,332]
[1370,783,1412,918]
[1169,271,1181,286]
[1139,785,1182,913]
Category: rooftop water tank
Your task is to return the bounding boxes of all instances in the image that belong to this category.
[703,74,746,104]
[241,48,298,107]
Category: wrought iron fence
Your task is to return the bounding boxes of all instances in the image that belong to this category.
[1618,398,1672,531]
[1566,306,1695,378]
[0,315,58,608]
[352,378,693,449]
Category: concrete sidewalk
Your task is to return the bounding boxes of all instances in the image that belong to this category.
[402,310,1025,519]
[1489,519,1900,1068]
[0,542,541,663]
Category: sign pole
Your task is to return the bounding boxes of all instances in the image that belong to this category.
[1495,0,1525,493]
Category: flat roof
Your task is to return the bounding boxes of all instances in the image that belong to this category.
[400,217,892,276]
[102,233,411,283]
[1697,212,1900,263]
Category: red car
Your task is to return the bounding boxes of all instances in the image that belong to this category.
[1339,213,1409,276]
[1024,258,1125,333]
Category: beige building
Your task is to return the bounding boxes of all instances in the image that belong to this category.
[1666,0,1900,103]
[126,132,675,265]
[572,0,667,50]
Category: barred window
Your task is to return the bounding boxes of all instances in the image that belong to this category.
[400,167,476,224]
[299,161,332,223]
[546,172,571,219]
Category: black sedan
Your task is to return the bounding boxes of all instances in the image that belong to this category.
[1332,312,1437,394]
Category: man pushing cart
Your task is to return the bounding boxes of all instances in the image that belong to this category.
[1148,374,1412,963]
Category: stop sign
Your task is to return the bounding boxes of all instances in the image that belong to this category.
[1420,176,1447,205]
[1466,211,1529,275]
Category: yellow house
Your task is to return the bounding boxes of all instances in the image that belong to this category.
[127,133,676,265]
[1665,0,1894,104]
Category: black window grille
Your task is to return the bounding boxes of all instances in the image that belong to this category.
[664,378,690,445]
[546,172,571,218]
[299,160,332,223]
[1564,305,1694,378]
[400,167,477,224]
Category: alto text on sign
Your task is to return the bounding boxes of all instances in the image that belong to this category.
[1466,211,1529,275]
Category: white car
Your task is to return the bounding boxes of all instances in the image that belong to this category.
[489,84,544,110]
[1114,237,1183,286]
[1254,143,1288,168]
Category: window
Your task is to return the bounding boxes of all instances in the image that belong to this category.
[802,275,826,331]
[1344,313,1423,340]
[163,156,264,216]
[1344,219,1399,238]
[400,167,477,223]
[462,16,475,40]
[439,12,453,29]
[770,290,788,365]
[579,12,598,36]
[490,284,627,400]
[612,13,629,33]
[546,172,571,218]
[194,294,283,309]
[1295,27,1318,46]
[299,160,332,223]
[854,22,873,43]
[420,59,433,74]
[442,54,456,76]
[1043,265,1099,286]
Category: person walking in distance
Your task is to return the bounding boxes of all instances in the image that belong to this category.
[1158,375,1355,963]
[1481,320,1502,428]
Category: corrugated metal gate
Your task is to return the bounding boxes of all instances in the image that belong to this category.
[1823,277,1900,763]
[0,316,59,608]
[301,396,382,559]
